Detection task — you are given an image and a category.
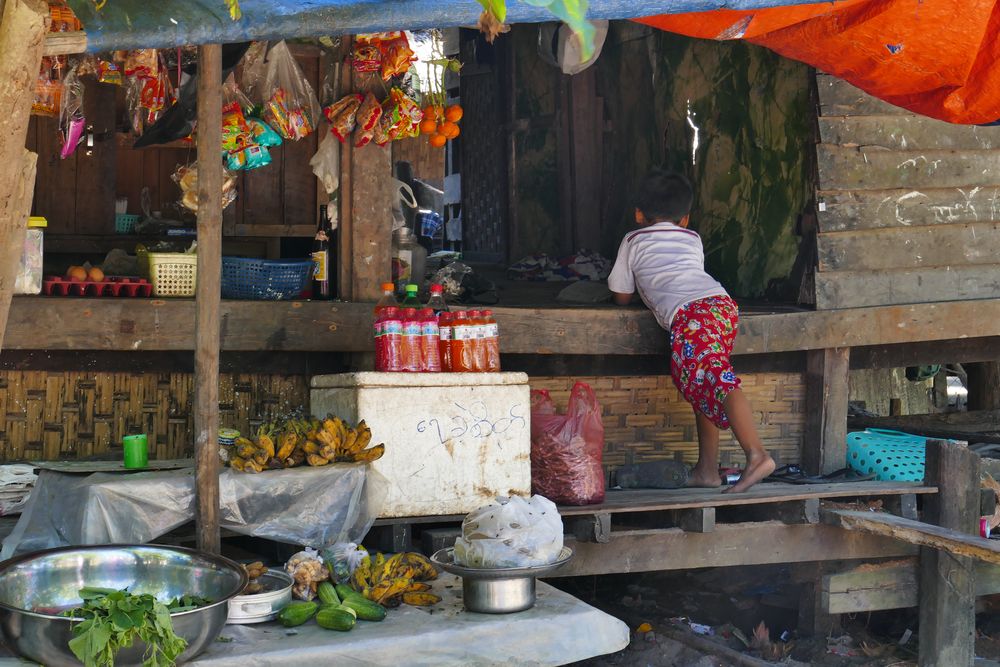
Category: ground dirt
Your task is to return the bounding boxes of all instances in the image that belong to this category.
[548,565,1000,666]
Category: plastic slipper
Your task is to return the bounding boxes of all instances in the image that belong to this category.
[766,465,875,485]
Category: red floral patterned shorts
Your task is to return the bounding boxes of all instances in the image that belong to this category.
[669,295,742,429]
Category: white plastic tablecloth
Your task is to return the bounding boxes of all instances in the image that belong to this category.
[194,574,629,666]
[0,574,629,666]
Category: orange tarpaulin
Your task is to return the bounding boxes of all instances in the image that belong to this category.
[638,1,1000,124]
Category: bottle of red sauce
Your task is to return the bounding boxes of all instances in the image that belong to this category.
[449,311,474,372]
[482,309,501,372]
[400,307,422,372]
[419,308,441,372]
[438,311,453,372]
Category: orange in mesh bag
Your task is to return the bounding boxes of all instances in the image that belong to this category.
[530,382,606,506]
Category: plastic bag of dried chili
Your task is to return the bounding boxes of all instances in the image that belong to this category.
[529,382,606,505]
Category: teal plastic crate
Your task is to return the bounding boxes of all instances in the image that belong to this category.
[846,428,958,482]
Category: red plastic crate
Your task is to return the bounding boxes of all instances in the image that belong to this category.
[42,276,153,298]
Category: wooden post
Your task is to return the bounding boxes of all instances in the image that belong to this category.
[194,44,223,555]
[337,37,394,303]
[0,0,46,352]
[803,347,850,475]
[966,362,1000,411]
[919,440,979,667]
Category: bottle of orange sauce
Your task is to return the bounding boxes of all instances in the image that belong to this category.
[449,311,475,372]
[482,309,501,372]
[467,311,487,372]
[438,311,453,372]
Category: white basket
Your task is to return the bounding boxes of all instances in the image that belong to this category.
[146,252,197,297]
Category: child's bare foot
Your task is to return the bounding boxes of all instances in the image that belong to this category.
[686,465,722,488]
[722,454,775,493]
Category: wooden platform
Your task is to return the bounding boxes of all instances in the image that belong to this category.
[7,295,1000,356]
[557,481,935,516]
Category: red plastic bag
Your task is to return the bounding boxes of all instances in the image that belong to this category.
[530,382,606,506]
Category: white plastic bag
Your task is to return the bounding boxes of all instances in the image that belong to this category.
[286,547,329,600]
[453,495,563,568]
[310,132,340,197]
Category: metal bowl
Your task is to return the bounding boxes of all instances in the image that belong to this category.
[0,544,248,666]
[227,569,293,624]
[431,547,573,614]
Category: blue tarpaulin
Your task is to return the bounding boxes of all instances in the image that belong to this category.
[64,0,832,52]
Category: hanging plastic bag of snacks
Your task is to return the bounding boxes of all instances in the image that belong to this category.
[324,93,363,143]
[124,49,158,79]
[97,59,123,85]
[378,32,415,81]
[353,92,382,148]
[239,41,269,103]
[258,41,320,141]
[32,58,63,117]
[221,76,272,171]
[351,36,382,75]
[59,65,85,159]
[173,163,238,212]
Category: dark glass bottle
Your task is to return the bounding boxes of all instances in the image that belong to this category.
[312,204,332,300]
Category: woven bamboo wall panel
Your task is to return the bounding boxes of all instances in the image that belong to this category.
[0,372,309,461]
[530,373,805,471]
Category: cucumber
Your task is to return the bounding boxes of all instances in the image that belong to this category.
[317,581,340,606]
[339,595,387,622]
[315,606,356,631]
[278,601,318,627]
[334,584,361,602]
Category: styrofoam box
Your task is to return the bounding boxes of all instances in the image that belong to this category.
[310,372,531,518]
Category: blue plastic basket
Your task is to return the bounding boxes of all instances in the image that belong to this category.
[846,428,958,482]
[221,257,314,300]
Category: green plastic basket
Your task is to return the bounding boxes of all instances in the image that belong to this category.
[115,214,141,234]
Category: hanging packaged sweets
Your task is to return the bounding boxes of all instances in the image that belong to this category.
[353,92,382,148]
[173,163,238,212]
[97,59,122,85]
[31,58,63,117]
[257,41,320,140]
[324,93,363,143]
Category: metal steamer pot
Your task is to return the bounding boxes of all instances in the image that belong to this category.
[431,547,573,614]
[0,544,248,666]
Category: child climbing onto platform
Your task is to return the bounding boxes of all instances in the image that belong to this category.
[608,170,775,493]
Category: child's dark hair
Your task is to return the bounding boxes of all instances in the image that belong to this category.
[635,170,693,222]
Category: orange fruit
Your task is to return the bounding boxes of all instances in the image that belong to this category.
[422,104,443,121]
[439,121,460,139]
[66,266,86,282]
[87,267,105,282]
[429,133,447,148]
[419,118,438,135]
[444,104,463,122]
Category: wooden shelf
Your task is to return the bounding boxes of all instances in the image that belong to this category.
[5,296,1000,356]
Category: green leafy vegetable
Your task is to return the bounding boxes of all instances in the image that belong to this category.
[62,588,210,667]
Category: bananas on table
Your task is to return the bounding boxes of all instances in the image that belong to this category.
[227,416,386,473]
[347,551,441,607]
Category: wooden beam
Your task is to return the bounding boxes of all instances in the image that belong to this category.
[821,507,999,564]
[675,507,715,533]
[821,560,1000,614]
[0,0,46,354]
[553,523,916,577]
[194,44,222,555]
[919,440,979,667]
[818,115,1000,151]
[818,144,1000,191]
[42,30,85,55]
[816,73,908,117]
[966,362,1000,411]
[6,297,1000,356]
[803,348,850,475]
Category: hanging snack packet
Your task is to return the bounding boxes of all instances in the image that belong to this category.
[174,163,238,212]
[97,59,123,85]
[379,32,415,81]
[258,41,320,140]
[351,37,382,75]
[59,66,85,159]
[353,92,382,148]
[249,118,282,147]
[324,93,363,143]
[32,59,64,117]
[124,49,158,79]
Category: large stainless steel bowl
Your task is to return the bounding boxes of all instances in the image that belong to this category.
[0,544,248,666]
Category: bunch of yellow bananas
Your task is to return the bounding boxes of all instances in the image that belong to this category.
[227,416,385,473]
[349,552,441,607]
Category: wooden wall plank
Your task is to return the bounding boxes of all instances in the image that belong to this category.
[816,74,908,117]
[816,265,1000,309]
[818,144,1000,191]
[817,222,1000,272]
[803,348,850,475]
[816,186,1000,232]
[33,116,77,233]
[75,79,117,235]
[819,115,1000,151]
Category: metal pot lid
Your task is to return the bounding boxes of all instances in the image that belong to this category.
[430,547,573,580]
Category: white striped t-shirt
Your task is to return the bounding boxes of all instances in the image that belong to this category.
[607,221,728,330]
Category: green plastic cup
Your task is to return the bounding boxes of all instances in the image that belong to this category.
[123,434,148,469]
